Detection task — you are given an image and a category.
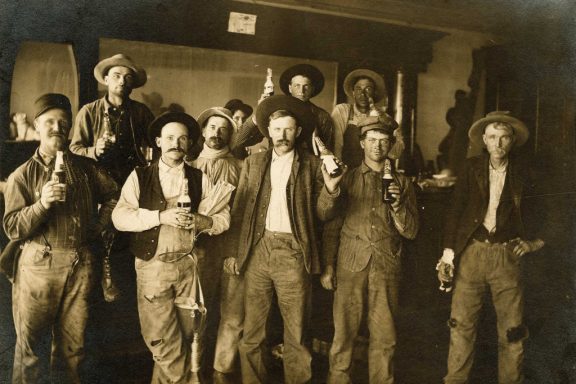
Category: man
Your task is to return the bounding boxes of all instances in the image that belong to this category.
[231,63,334,158]
[112,111,231,383]
[332,69,402,169]
[4,94,118,383]
[225,95,342,384]
[320,115,419,383]
[189,107,242,382]
[224,99,253,129]
[436,111,546,384]
[70,53,154,184]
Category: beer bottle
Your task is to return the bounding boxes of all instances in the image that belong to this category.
[52,150,66,202]
[264,68,274,97]
[177,178,192,212]
[314,135,343,178]
[102,113,117,144]
[382,158,395,204]
[368,96,380,117]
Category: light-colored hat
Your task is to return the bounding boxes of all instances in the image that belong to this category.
[468,111,529,147]
[343,69,387,104]
[197,107,236,131]
[94,54,147,88]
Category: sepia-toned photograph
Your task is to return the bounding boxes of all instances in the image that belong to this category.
[0,0,575,383]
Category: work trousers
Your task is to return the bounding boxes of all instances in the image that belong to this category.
[214,271,244,373]
[135,255,198,384]
[328,258,399,384]
[239,230,312,384]
[445,240,525,384]
[12,241,95,384]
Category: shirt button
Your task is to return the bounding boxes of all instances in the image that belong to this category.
[371,225,375,229]
[160,200,164,204]
[151,239,155,243]
[372,207,376,211]
[256,232,260,236]
[370,242,374,246]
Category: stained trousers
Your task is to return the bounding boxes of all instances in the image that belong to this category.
[12,241,95,384]
[239,230,312,384]
[135,255,198,384]
[328,258,399,384]
[445,240,525,384]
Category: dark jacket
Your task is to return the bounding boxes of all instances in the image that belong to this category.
[226,148,338,274]
[442,153,543,258]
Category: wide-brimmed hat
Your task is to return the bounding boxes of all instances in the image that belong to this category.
[343,69,387,103]
[280,64,325,98]
[224,99,253,118]
[468,111,529,147]
[33,93,71,119]
[94,54,147,88]
[197,107,236,131]
[357,115,398,137]
[255,95,315,141]
[148,112,200,146]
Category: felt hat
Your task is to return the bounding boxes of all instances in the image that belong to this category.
[468,111,529,147]
[197,107,236,131]
[94,54,147,88]
[343,69,387,103]
[280,64,325,98]
[357,114,398,137]
[224,99,253,118]
[148,112,200,146]
[255,95,315,142]
[33,93,71,119]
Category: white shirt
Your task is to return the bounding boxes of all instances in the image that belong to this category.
[112,158,230,235]
[265,149,294,233]
[482,161,508,233]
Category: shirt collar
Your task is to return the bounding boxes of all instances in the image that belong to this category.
[271,148,295,163]
[489,160,508,173]
[103,94,128,112]
[158,157,185,174]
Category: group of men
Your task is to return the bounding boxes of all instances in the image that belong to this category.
[2,52,546,384]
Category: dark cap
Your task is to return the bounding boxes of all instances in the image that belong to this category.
[33,93,71,120]
[148,112,200,146]
[357,114,398,137]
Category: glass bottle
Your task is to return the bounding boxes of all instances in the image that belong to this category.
[264,68,274,96]
[52,150,66,202]
[102,113,117,144]
[314,135,343,177]
[382,158,395,204]
[177,178,192,212]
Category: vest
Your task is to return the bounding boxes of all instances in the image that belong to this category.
[251,162,273,247]
[129,161,203,260]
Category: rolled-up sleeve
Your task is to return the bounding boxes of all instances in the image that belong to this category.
[112,170,160,232]
[199,174,231,235]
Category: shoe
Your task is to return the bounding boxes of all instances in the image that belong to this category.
[212,371,233,384]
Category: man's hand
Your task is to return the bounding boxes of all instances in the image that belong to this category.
[95,137,113,158]
[193,213,213,232]
[322,160,347,194]
[509,237,545,258]
[257,92,271,105]
[436,248,455,292]
[223,257,240,275]
[320,265,337,290]
[159,208,193,229]
[40,179,66,209]
[388,181,402,211]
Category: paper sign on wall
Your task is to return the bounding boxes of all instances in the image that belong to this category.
[228,12,257,35]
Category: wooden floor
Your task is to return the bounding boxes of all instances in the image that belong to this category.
[1,267,576,384]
